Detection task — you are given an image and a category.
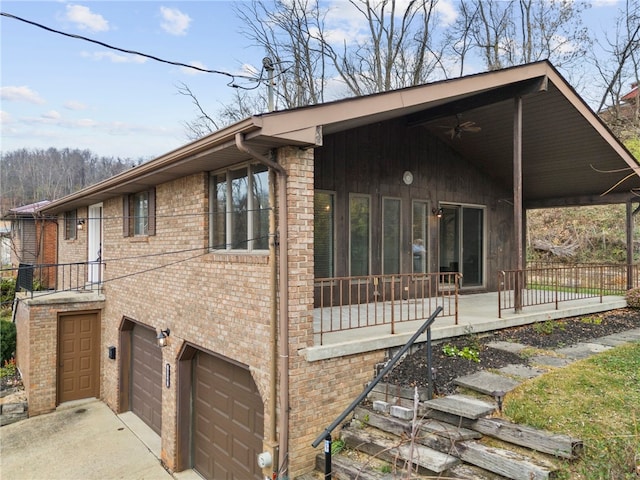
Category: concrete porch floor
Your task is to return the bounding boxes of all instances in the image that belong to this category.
[303,292,627,361]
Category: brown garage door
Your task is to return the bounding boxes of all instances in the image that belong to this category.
[131,324,163,435]
[193,351,264,480]
[58,312,100,404]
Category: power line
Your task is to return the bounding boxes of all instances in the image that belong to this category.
[1,11,264,89]
[0,234,273,304]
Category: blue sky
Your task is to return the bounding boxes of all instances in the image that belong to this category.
[0,0,627,160]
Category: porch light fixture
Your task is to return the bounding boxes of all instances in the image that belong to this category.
[157,328,170,348]
[77,219,86,230]
[432,207,443,218]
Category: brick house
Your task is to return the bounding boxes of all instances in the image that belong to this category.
[2,201,57,288]
[13,61,640,479]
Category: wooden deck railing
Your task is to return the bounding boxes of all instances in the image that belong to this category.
[498,263,638,317]
[314,272,459,345]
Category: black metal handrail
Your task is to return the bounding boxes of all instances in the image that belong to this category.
[1,261,104,298]
[311,306,443,479]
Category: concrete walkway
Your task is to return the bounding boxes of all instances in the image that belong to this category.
[0,399,173,480]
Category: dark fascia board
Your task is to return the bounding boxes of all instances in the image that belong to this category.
[405,76,548,126]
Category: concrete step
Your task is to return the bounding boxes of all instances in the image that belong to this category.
[423,394,496,419]
[454,371,521,396]
[498,364,546,379]
[554,342,612,360]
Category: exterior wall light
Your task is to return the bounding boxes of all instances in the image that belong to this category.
[77,219,86,230]
[432,207,443,218]
[157,328,170,348]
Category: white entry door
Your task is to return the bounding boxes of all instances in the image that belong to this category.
[88,204,103,285]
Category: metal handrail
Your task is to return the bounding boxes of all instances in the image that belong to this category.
[311,306,443,478]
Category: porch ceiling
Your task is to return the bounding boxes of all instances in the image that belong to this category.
[414,82,640,207]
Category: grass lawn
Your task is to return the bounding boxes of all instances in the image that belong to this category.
[504,343,640,479]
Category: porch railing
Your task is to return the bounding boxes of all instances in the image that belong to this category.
[314,272,459,345]
[2,261,104,300]
[498,263,638,317]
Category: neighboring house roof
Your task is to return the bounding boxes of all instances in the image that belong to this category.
[40,60,640,214]
[3,201,51,218]
[621,83,638,103]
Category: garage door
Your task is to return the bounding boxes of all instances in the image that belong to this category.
[131,324,163,435]
[193,351,264,480]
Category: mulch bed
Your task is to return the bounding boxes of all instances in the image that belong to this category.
[384,308,640,395]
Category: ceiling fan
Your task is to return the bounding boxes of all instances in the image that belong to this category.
[440,119,482,139]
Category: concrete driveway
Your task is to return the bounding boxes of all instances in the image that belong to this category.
[0,399,174,480]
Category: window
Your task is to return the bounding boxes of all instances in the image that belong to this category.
[314,192,335,278]
[412,201,428,273]
[349,194,370,276]
[123,189,156,237]
[64,210,77,240]
[209,164,270,251]
[382,198,401,274]
[133,191,149,235]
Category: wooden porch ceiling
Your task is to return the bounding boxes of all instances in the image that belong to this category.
[414,81,640,208]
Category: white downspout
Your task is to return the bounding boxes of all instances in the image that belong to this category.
[235,133,290,476]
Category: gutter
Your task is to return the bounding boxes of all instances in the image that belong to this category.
[235,133,290,476]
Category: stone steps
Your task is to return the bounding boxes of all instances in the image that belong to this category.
[309,325,640,479]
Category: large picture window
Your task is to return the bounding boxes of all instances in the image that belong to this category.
[209,164,269,252]
[349,194,370,276]
[314,192,335,278]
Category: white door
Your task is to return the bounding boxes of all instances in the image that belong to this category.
[88,204,103,285]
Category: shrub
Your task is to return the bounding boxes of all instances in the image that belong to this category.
[1,277,16,309]
[0,319,16,364]
[625,287,640,308]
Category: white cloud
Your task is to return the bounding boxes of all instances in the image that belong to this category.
[65,4,110,32]
[592,0,621,6]
[42,110,61,120]
[64,100,88,111]
[160,7,191,36]
[180,60,208,76]
[0,86,46,104]
[80,51,147,63]
[0,111,12,125]
[436,0,458,27]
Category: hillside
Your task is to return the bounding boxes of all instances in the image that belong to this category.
[527,204,640,264]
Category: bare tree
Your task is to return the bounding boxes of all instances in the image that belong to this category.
[236,0,328,109]
[316,0,445,95]
[448,0,591,71]
[593,0,639,131]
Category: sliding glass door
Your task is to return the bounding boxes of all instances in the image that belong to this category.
[439,205,484,287]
